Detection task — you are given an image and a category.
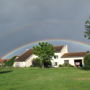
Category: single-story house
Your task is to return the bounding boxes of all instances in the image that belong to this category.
[13,45,87,67]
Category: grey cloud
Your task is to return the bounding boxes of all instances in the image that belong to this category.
[0,0,90,56]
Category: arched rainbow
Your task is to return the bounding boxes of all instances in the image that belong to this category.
[1,38,90,59]
[5,20,58,36]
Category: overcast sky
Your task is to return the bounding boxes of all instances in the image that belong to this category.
[0,0,90,57]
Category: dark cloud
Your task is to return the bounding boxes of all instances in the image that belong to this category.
[0,0,90,56]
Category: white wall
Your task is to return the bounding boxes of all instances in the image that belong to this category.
[51,53,62,67]
[60,57,84,66]
[25,55,38,67]
[61,45,68,54]
[51,57,84,67]
[51,45,69,67]
[13,62,26,67]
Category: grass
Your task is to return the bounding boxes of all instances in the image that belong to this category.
[0,67,90,90]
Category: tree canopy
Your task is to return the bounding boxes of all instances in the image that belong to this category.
[33,42,55,68]
[84,17,90,39]
[5,56,16,66]
[84,53,90,69]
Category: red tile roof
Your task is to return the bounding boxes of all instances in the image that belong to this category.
[0,59,9,63]
[61,52,87,58]
[0,59,3,63]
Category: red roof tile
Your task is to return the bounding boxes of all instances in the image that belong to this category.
[61,52,87,58]
[0,59,9,63]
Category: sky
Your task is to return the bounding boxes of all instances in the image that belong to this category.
[0,0,90,57]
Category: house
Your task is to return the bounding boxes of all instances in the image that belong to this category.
[13,45,87,67]
[0,59,10,66]
[0,59,4,66]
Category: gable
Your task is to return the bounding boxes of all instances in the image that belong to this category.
[15,49,33,62]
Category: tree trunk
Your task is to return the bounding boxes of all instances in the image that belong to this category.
[41,63,44,69]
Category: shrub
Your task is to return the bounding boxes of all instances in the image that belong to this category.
[84,53,90,69]
[59,63,73,67]
[59,65,63,67]
[44,60,51,68]
[5,56,16,67]
[32,58,52,68]
[32,58,41,67]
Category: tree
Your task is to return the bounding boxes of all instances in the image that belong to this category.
[84,17,90,39]
[84,53,90,69]
[5,56,16,66]
[33,42,55,68]
[32,58,41,67]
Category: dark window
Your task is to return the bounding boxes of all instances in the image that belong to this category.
[64,60,69,64]
[54,55,58,59]
[74,59,82,67]
[54,62,57,66]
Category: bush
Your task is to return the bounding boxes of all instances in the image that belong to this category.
[44,60,51,68]
[32,58,52,68]
[5,56,16,67]
[32,58,41,67]
[84,53,90,69]
[59,63,73,67]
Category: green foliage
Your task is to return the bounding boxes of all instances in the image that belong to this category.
[5,56,16,66]
[44,60,52,68]
[84,17,90,39]
[32,58,41,67]
[1,68,90,90]
[33,42,55,68]
[84,53,90,69]
[59,63,73,67]
[32,58,52,68]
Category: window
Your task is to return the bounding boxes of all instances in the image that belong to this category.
[54,62,57,66]
[64,60,69,64]
[54,55,58,59]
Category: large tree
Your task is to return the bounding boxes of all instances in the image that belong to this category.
[84,17,90,69]
[33,42,55,68]
[84,53,90,69]
[84,17,90,39]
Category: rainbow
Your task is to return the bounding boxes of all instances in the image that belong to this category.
[5,20,56,35]
[1,38,90,59]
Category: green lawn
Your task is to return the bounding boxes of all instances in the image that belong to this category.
[0,67,90,90]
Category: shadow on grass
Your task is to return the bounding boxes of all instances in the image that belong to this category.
[78,67,90,71]
[0,70,13,74]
